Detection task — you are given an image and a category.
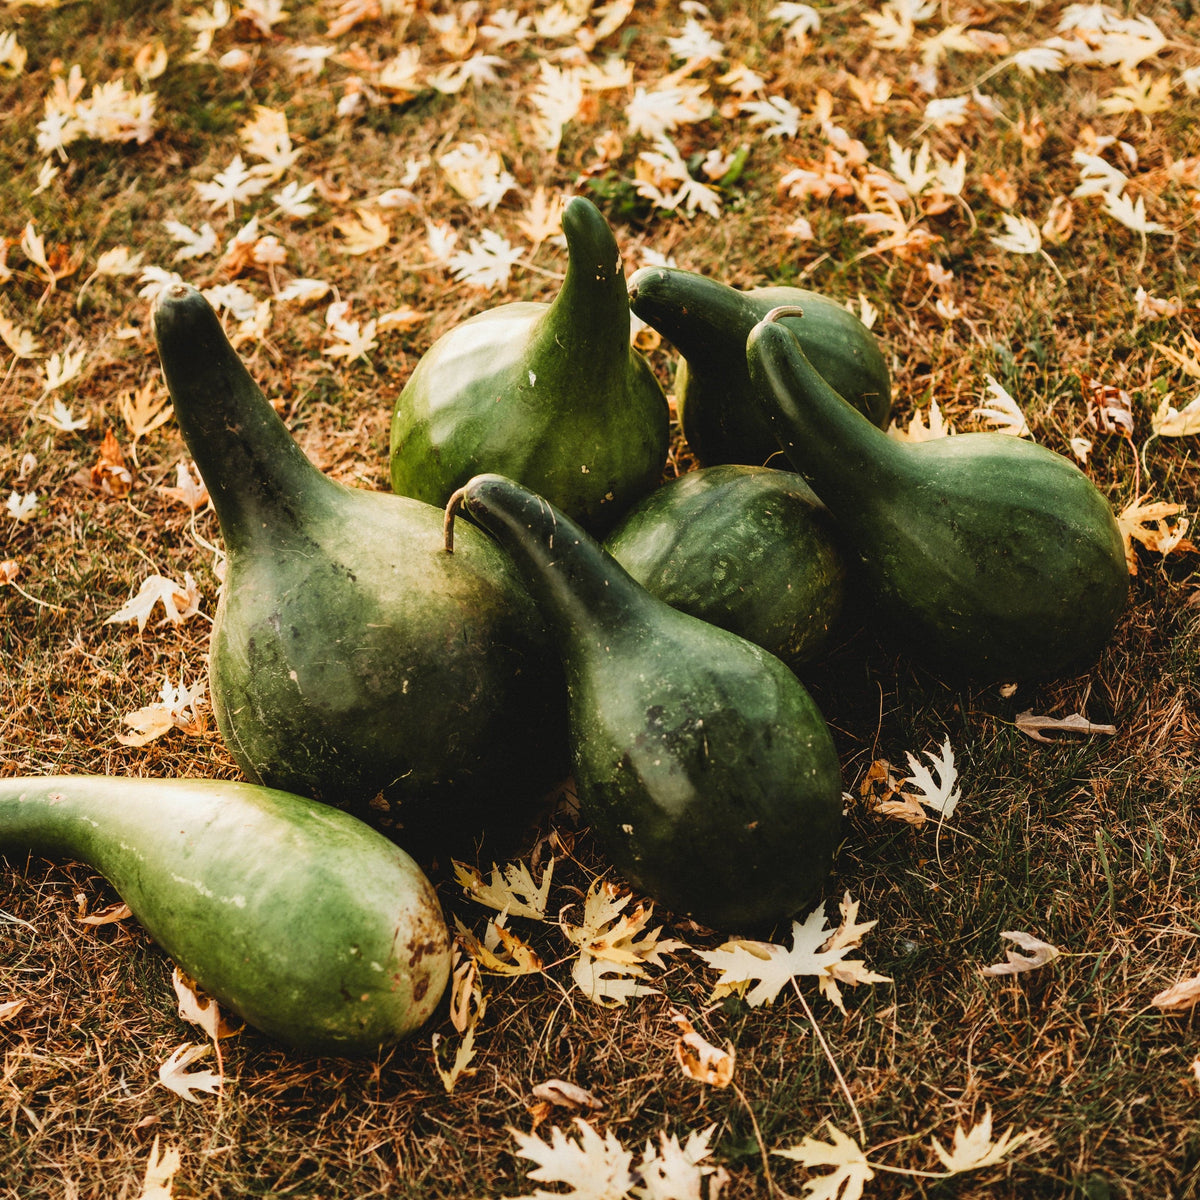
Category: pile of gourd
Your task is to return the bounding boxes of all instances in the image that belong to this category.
[0,199,1128,1058]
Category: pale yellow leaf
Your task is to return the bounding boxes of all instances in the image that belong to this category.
[1117,496,1193,573]
[331,208,390,255]
[772,1122,874,1200]
[980,930,1062,976]
[454,857,553,921]
[1014,710,1118,743]
[77,901,132,925]
[157,1043,222,1104]
[930,1107,1037,1175]
[1152,394,1200,437]
[671,1010,735,1088]
[136,1136,181,1200]
[1152,973,1200,1012]
[0,314,40,359]
[0,999,28,1023]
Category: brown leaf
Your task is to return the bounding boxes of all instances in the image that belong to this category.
[1152,974,1200,1012]
[90,428,134,497]
[1082,375,1133,436]
[530,1079,604,1111]
[1117,496,1194,574]
[1015,710,1118,743]
[671,1011,735,1088]
[77,901,132,925]
[0,998,28,1023]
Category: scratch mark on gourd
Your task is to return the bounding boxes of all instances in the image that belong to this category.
[171,873,215,899]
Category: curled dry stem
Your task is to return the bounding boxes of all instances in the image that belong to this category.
[762,304,806,324]
[443,487,467,553]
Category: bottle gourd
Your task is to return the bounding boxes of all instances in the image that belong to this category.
[445,473,844,932]
[152,284,564,842]
[604,464,847,670]
[0,775,451,1055]
[745,309,1129,682]
[628,266,891,467]
[391,196,669,533]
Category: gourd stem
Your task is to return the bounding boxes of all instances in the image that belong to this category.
[443,487,466,553]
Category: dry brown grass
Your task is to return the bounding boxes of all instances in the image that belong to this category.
[3,0,1200,1197]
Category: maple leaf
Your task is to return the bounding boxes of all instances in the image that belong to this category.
[563,880,684,1006]
[0,314,40,359]
[894,737,961,820]
[323,315,378,362]
[530,60,584,154]
[275,277,331,305]
[238,105,299,178]
[1152,395,1200,437]
[508,1118,634,1198]
[437,140,516,210]
[1015,710,1118,743]
[1151,973,1200,1012]
[454,915,543,976]
[517,187,567,247]
[887,398,954,442]
[694,897,889,1010]
[0,29,27,74]
[772,1122,874,1200]
[38,397,89,432]
[980,931,1062,976]
[930,1108,1037,1175]
[157,1043,223,1104]
[1117,496,1193,573]
[449,231,524,291]
[6,491,38,523]
[1098,68,1172,115]
[136,1136,182,1200]
[272,180,317,219]
[971,375,1030,437]
[331,209,390,256]
[740,94,800,139]
[454,857,553,920]
[120,381,173,458]
[636,1126,728,1200]
[40,346,86,392]
[163,219,218,260]
[771,2,821,41]
[432,1023,480,1094]
[105,572,202,632]
[990,212,1043,255]
[625,84,713,139]
[1103,191,1170,236]
[118,673,208,746]
[194,154,270,214]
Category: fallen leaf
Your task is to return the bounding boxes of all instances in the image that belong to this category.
[105,573,202,632]
[157,1043,223,1104]
[930,1107,1038,1175]
[454,915,543,976]
[455,858,553,921]
[671,1011,735,1088]
[331,208,390,255]
[772,1122,874,1200]
[77,901,132,926]
[980,931,1062,976]
[89,428,134,498]
[0,999,28,1023]
[1117,496,1193,573]
[1014,710,1118,743]
[1151,973,1200,1012]
[172,968,238,1040]
[530,1079,604,1111]
[136,1136,182,1200]
[1152,394,1200,437]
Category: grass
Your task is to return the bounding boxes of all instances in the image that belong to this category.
[2,0,1200,1197]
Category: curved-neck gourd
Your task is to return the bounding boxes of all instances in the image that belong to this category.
[0,775,450,1055]
[745,312,1128,682]
[390,196,669,534]
[445,473,844,933]
[152,284,564,845]
[627,266,891,468]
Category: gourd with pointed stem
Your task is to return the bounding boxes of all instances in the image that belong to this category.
[390,196,669,534]
[152,283,565,846]
[627,265,891,467]
[0,775,451,1055]
[745,307,1128,682]
[444,473,844,932]
[604,463,847,670]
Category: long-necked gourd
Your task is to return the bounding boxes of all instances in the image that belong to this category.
[152,284,564,843]
[0,775,451,1055]
[444,473,843,932]
[603,464,847,670]
[627,266,891,467]
[390,196,669,534]
[745,308,1129,682]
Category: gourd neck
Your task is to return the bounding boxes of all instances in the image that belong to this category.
[627,266,755,373]
[532,197,630,379]
[746,312,907,504]
[153,284,337,553]
[446,474,650,649]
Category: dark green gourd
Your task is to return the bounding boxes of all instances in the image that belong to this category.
[390,197,669,534]
[152,284,564,843]
[627,266,891,467]
[745,310,1129,682]
[603,464,846,670]
[0,775,451,1055]
[446,474,843,932]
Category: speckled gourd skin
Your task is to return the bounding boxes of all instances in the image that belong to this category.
[627,266,892,467]
[153,284,565,843]
[390,197,669,534]
[746,316,1129,682]
[0,776,451,1055]
[603,464,847,670]
[452,473,844,934]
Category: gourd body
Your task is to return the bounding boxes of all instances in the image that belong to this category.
[391,197,669,533]
[153,284,564,841]
[604,464,846,669]
[450,474,843,932]
[627,266,890,466]
[746,317,1128,682]
[0,776,451,1055]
